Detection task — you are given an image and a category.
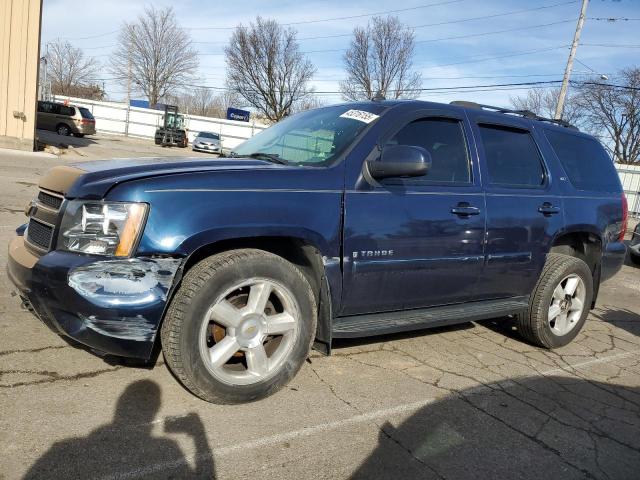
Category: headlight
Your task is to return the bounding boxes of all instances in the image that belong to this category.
[58,201,148,256]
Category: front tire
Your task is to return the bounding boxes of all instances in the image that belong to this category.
[516,253,593,348]
[161,249,317,403]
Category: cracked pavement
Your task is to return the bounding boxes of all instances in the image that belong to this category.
[0,143,639,479]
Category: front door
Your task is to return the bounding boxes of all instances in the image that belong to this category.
[341,110,486,316]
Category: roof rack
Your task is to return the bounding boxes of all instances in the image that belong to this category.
[450,101,578,130]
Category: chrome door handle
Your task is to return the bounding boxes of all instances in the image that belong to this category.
[538,203,561,215]
[451,205,480,216]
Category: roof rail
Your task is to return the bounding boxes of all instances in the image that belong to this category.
[450,101,578,130]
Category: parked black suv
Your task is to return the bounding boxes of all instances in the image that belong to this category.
[8,100,627,403]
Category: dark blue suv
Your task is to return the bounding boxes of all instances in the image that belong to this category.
[7,100,628,403]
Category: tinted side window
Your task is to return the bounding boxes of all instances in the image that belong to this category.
[479,124,545,187]
[545,129,620,192]
[385,118,471,184]
[59,105,75,116]
[39,102,54,113]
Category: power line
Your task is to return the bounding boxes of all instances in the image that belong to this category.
[105,79,636,101]
[182,79,565,95]
[588,17,640,22]
[299,19,576,54]
[582,43,640,48]
[47,0,577,43]
[93,20,578,58]
[60,30,119,41]
[577,81,640,91]
[94,71,610,84]
[296,0,578,41]
[417,45,570,68]
[176,79,639,96]
[187,0,465,31]
[197,44,571,70]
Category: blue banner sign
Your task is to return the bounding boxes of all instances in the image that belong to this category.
[227,107,250,122]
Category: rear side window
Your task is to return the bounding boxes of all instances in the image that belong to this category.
[479,124,545,187]
[545,129,620,192]
[79,107,94,119]
[385,117,471,185]
[59,105,75,116]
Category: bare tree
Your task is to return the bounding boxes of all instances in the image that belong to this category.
[178,88,242,118]
[292,95,325,113]
[187,87,216,116]
[340,16,421,101]
[575,68,640,164]
[510,87,583,126]
[110,6,198,106]
[225,17,315,122]
[210,90,242,118]
[45,39,100,96]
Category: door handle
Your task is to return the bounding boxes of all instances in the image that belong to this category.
[538,203,561,216]
[451,204,480,216]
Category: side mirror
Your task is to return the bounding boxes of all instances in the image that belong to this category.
[367,145,431,180]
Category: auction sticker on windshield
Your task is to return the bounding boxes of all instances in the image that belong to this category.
[339,109,380,124]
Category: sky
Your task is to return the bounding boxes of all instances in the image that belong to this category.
[40,0,640,108]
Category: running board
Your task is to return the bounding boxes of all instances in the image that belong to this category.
[332,297,529,338]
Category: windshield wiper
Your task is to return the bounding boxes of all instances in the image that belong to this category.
[247,152,288,165]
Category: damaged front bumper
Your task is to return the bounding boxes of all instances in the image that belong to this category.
[7,233,182,359]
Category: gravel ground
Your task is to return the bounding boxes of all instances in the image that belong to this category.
[0,138,639,480]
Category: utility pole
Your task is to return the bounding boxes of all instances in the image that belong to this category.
[555,0,589,119]
[40,43,49,101]
[125,35,132,137]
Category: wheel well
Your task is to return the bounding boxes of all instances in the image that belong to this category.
[550,232,602,308]
[182,236,325,304]
[550,232,602,274]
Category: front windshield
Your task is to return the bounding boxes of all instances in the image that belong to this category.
[198,132,219,139]
[166,113,184,128]
[232,104,386,166]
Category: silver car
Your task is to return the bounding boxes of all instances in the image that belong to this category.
[192,131,221,154]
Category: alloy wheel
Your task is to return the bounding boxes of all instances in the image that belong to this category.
[199,278,299,386]
[547,273,586,336]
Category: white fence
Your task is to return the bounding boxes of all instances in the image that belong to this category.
[51,95,267,151]
[616,163,640,216]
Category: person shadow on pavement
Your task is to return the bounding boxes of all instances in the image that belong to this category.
[24,380,214,479]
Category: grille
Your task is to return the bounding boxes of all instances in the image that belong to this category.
[26,219,54,250]
[37,190,63,210]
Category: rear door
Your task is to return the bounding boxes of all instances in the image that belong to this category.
[468,112,565,300]
[341,108,486,315]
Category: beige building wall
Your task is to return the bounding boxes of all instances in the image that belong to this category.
[0,0,43,151]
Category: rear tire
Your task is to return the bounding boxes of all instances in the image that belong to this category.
[56,123,71,136]
[161,249,317,403]
[630,252,640,265]
[516,253,593,348]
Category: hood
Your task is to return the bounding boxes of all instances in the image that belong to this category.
[39,157,280,199]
